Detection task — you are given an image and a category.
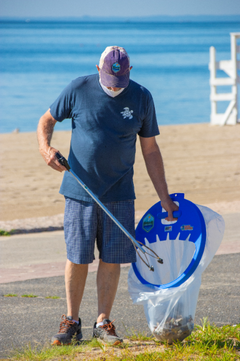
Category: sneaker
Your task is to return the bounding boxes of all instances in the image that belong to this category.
[51,315,82,345]
[93,319,123,346]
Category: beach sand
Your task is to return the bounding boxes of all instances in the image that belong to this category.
[0,123,240,223]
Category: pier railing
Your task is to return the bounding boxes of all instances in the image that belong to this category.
[209,32,240,125]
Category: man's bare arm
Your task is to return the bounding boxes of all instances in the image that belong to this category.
[140,135,178,221]
[37,109,66,172]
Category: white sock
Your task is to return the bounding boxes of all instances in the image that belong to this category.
[96,321,104,328]
[73,319,79,324]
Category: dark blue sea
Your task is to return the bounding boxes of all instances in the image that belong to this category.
[0,20,239,133]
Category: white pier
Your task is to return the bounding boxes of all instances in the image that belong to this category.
[209,33,240,125]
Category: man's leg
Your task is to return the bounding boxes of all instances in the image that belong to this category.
[51,260,87,345]
[65,259,88,321]
[96,260,120,323]
[93,200,136,345]
[64,198,97,320]
[93,259,122,345]
[52,198,97,345]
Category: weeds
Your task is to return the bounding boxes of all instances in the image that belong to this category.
[0,229,14,236]
[7,320,240,361]
[2,294,61,299]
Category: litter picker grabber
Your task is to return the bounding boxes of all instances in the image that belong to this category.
[55,152,179,271]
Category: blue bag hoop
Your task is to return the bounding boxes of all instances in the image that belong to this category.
[132,193,206,289]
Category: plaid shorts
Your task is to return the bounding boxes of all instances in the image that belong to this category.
[64,197,136,264]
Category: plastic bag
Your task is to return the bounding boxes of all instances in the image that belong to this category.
[128,204,225,343]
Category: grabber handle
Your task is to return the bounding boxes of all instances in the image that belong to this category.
[55,152,71,171]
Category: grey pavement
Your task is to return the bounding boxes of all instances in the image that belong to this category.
[0,213,240,358]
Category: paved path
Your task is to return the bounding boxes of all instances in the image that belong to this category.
[0,213,239,357]
[0,254,239,358]
[0,213,239,284]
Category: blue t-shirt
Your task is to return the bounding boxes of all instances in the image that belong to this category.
[50,74,159,202]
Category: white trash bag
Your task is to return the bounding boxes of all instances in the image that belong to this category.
[128,199,225,343]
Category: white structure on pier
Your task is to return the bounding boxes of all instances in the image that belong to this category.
[209,33,240,125]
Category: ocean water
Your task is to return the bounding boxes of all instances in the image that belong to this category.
[0,20,239,133]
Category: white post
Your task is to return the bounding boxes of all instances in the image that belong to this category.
[230,33,238,124]
[209,32,240,125]
[210,46,217,124]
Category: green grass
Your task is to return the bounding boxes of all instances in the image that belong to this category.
[0,229,14,236]
[2,294,61,299]
[9,339,105,361]
[8,320,240,361]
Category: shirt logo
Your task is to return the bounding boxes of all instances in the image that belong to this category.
[121,107,133,119]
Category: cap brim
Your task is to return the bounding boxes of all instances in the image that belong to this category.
[100,70,129,88]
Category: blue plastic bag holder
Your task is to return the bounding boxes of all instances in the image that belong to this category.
[132,193,206,289]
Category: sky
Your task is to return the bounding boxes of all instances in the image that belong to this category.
[0,0,240,18]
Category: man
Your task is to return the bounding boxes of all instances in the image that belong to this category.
[37,46,178,346]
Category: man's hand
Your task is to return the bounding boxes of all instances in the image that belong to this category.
[42,147,67,172]
[37,109,67,172]
[160,197,179,222]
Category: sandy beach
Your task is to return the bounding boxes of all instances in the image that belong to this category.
[0,123,240,225]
